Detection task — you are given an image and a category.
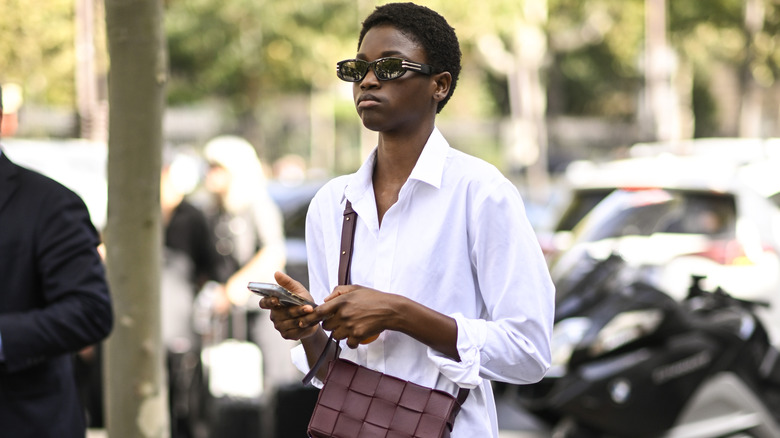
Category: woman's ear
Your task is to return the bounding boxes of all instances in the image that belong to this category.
[432,71,452,103]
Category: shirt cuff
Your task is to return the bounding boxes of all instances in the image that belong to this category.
[426,313,485,388]
[291,342,324,388]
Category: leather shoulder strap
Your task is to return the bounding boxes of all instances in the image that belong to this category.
[302,200,356,385]
[338,200,357,286]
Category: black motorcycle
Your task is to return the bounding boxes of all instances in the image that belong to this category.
[518,253,780,438]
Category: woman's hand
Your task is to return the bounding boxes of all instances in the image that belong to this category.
[292,282,459,360]
[258,271,319,341]
[311,285,396,348]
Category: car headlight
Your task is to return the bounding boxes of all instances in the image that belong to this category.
[549,317,592,377]
[589,309,663,357]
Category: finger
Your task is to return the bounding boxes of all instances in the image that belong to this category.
[272,311,315,333]
[258,296,281,310]
[329,328,347,343]
[323,285,359,302]
[316,307,339,332]
[274,271,318,305]
[345,336,360,349]
[297,311,323,328]
[289,303,317,318]
[320,317,334,332]
[296,318,320,330]
[274,271,307,295]
[269,308,315,334]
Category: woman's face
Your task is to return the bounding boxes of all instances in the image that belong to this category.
[205,164,232,196]
[352,25,438,133]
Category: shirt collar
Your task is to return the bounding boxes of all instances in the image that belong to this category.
[408,127,448,189]
[344,148,376,204]
[345,127,449,203]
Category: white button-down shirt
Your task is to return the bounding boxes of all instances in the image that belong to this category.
[292,127,554,437]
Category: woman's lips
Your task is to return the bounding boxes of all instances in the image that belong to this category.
[357,95,380,109]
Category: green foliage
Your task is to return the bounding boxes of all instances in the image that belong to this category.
[546,0,780,119]
[2,0,778,135]
[547,0,645,117]
[0,0,76,105]
[165,0,359,112]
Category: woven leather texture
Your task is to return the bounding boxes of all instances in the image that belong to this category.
[308,359,458,438]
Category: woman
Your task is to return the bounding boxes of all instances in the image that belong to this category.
[260,3,554,436]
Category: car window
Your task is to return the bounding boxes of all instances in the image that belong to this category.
[769,192,780,210]
[554,189,614,232]
[663,193,735,236]
[574,189,737,243]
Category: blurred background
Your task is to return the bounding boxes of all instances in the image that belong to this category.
[2,0,780,437]
[3,0,779,181]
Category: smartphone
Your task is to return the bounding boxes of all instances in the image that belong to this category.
[247,282,317,307]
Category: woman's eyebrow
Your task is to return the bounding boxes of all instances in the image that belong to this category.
[356,50,408,60]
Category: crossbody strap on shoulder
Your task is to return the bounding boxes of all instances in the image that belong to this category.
[302,201,356,385]
[338,201,357,286]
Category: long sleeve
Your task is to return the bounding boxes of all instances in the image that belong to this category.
[0,175,113,373]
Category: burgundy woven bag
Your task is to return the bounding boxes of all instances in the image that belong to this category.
[303,201,469,438]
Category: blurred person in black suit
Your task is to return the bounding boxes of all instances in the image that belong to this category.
[0,85,114,437]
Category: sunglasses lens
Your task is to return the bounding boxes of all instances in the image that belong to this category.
[374,58,405,80]
[336,58,411,82]
[337,60,367,82]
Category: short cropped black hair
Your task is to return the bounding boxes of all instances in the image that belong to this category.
[358,2,461,113]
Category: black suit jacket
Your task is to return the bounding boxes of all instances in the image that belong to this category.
[0,151,113,438]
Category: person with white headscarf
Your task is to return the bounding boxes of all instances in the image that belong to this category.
[202,135,299,391]
[204,135,286,304]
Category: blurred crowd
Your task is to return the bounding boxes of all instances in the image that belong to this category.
[77,135,309,437]
[161,136,308,437]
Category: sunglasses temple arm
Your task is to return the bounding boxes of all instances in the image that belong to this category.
[401,60,434,75]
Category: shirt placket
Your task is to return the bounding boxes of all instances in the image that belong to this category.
[364,181,415,372]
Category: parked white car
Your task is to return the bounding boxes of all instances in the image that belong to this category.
[541,138,780,263]
[549,153,780,344]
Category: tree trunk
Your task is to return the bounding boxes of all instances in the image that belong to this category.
[642,0,679,143]
[511,0,549,202]
[739,0,765,137]
[103,0,169,436]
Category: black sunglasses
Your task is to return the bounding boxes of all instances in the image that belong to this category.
[336,57,436,82]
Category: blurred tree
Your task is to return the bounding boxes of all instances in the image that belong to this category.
[668,0,780,137]
[544,0,780,138]
[0,0,76,106]
[2,0,778,143]
[165,0,359,149]
[436,0,551,192]
[75,0,109,141]
[546,0,645,118]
